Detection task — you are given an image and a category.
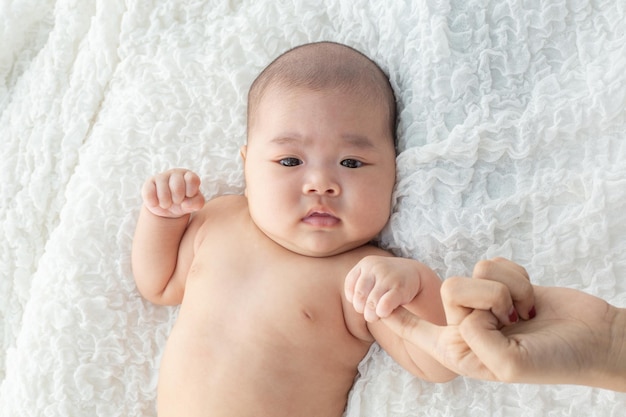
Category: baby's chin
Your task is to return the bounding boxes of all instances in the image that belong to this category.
[252,221,379,257]
[276,237,375,258]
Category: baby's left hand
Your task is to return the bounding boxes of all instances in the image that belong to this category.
[345,256,422,322]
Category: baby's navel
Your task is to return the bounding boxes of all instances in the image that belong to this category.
[300,309,315,321]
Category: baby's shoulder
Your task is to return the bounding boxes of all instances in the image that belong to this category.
[206,193,247,210]
[189,194,249,239]
[195,194,247,221]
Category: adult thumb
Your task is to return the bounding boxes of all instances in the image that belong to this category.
[459,309,522,382]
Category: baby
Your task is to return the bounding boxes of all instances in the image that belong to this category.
[132,41,455,417]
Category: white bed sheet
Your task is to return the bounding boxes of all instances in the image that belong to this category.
[2,0,626,415]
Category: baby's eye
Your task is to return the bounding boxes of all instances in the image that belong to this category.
[279,157,302,167]
[340,159,363,169]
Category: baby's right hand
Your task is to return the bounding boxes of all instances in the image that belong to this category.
[141,169,205,218]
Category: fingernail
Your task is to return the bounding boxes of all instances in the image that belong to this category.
[528,306,536,319]
[508,307,519,324]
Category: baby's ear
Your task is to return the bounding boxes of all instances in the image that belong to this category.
[240,145,248,197]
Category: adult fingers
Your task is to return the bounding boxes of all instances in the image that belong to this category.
[381,307,443,359]
[459,309,526,383]
[473,258,535,320]
[441,277,518,326]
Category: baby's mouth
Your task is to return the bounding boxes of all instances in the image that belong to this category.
[302,211,340,227]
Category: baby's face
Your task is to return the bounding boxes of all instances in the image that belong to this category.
[242,86,396,257]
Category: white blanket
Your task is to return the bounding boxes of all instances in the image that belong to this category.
[2,0,626,415]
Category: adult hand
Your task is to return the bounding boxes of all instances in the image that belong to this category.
[382,258,626,391]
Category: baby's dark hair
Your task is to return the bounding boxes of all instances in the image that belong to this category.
[247,41,397,142]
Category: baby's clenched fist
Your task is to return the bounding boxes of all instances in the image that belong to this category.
[142,169,205,218]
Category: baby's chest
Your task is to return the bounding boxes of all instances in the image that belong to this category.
[183,249,353,341]
[196,259,340,312]
[176,243,373,380]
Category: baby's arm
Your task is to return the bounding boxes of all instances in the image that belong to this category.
[345,255,456,382]
[131,169,205,306]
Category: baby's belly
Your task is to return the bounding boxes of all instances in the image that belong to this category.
[156,306,367,417]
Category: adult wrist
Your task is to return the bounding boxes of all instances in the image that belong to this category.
[610,307,626,391]
[602,305,626,392]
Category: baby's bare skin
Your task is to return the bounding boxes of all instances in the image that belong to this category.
[132,43,457,416]
[156,196,384,417]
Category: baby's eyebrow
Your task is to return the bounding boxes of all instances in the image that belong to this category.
[270,134,376,149]
[341,134,376,149]
[270,135,303,146]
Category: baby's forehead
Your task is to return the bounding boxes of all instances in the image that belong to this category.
[251,83,392,126]
[260,82,384,105]
[247,85,395,153]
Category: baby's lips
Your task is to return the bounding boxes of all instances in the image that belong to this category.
[302,212,340,227]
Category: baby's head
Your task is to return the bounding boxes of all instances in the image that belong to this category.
[242,42,398,257]
[247,41,397,141]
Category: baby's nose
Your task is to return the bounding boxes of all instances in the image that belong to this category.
[303,172,340,196]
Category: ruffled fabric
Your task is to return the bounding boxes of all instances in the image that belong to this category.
[1,0,625,416]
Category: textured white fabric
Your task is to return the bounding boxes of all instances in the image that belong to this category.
[1,0,626,416]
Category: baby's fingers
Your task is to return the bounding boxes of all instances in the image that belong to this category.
[344,263,375,315]
[141,178,160,208]
[142,174,176,210]
[344,264,359,303]
[356,280,410,322]
[141,169,204,218]
[176,171,204,211]
[168,171,189,205]
[183,171,202,199]
[362,284,393,322]
[181,192,205,213]
[374,289,407,321]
